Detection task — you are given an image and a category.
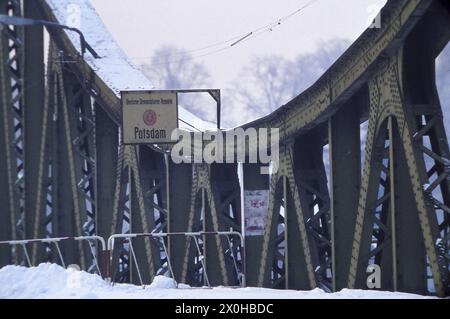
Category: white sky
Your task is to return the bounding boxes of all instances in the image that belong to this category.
[90,0,387,88]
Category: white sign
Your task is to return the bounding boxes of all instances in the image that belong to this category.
[244,190,269,236]
[121,90,178,144]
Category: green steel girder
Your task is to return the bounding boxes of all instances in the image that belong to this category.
[328,92,364,291]
[23,0,46,264]
[348,31,450,296]
[109,143,155,284]
[180,163,242,287]
[293,131,332,291]
[0,0,24,266]
[257,146,316,290]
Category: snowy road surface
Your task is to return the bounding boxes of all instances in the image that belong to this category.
[0,263,436,299]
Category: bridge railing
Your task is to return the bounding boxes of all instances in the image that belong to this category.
[107,231,246,288]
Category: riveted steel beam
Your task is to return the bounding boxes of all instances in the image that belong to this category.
[0,0,25,266]
[348,28,450,295]
[23,0,46,264]
[391,118,427,294]
[328,91,364,291]
[293,131,332,290]
[208,163,242,286]
[258,145,316,290]
[95,104,118,260]
[180,163,240,287]
[130,146,167,284]
[0,0,14,266]
[110,144,155,284]
[167,160,193,282]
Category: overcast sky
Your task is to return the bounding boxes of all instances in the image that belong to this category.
[90,0,387,88]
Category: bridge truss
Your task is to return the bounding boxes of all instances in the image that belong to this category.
[0,0,449,297]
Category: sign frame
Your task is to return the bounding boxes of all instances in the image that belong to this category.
[121,90,180,145]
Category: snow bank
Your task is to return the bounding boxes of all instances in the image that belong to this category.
[0,263,437,299]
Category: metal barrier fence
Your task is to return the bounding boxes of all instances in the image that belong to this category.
[0,236,106,276]
[0,231,246,288]
[107,231,246,288]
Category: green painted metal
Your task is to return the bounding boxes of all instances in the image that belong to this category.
[329,92,365,291]
[95,104,118,248]
[167,161,193,282]
[391,118,427,294]
[0,0,448,297]
[0,0,13,267]
[293,131,332,290]
[23,0,46,264]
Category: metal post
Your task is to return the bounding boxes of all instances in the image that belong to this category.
[159,237,176,283]
[328,118,336,292]
[192,235,210,287]
[165,153,171,258]
[201,187,207,286]
[388,116,398,291]
[20,243,32,267]
[283,174,289,289]
[225,234,241,286]
[128,165,133,283]
[53,241,66,268]
[128,238,144,287]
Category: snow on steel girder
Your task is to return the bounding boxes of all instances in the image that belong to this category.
[44,0,215,132]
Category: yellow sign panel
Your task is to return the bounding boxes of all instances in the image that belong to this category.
[121,91,179,144]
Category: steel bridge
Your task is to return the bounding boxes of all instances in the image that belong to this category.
[0,0,449,297]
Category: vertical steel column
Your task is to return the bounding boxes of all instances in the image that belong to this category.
[95,104,118,273]
[392,117,427,294]
[282,175,289,289]
[328,96,362,291]
[167,160,193,282]
[0,0,24,265]
[201,187,207,286]
[0,0,14,266]
[52,71,82,267]
[388,116,398,291]
[23,0,46,263]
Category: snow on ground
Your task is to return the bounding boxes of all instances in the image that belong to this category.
[0,263,436,299]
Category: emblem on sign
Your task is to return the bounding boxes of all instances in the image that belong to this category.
[143,109,157,126]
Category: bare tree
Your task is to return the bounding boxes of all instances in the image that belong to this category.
[229,55,293,120]
[290,38,350,95]
[141,45,213,120]
[225,39,350,126]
